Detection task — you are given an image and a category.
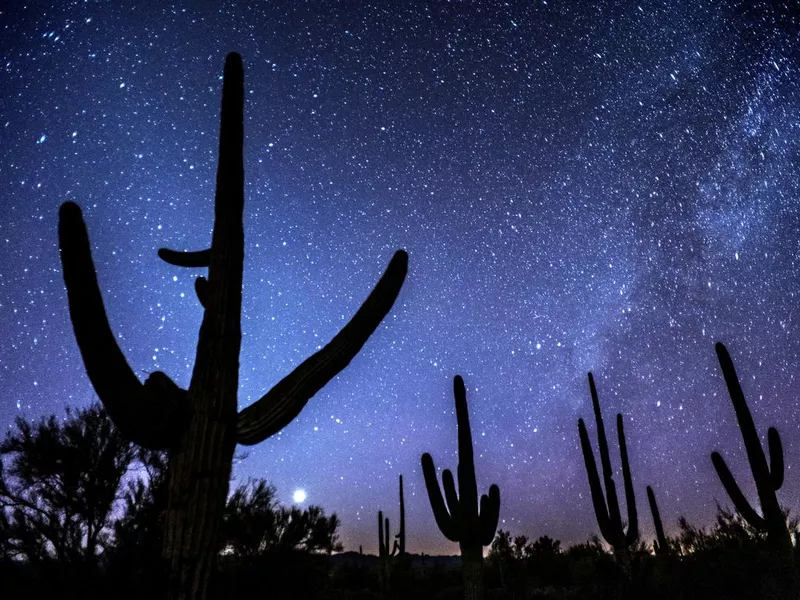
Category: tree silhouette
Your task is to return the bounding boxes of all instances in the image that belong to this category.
[0,404,133,574]
[221,479,343,558]
[106,447,170,596]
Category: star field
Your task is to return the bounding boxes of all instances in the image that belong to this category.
[1,1,799,556]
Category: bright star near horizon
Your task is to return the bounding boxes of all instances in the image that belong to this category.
[293,489,307,504]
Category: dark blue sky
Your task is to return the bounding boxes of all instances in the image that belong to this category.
[1,1,799,555]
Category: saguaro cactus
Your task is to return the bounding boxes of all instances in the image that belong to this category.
[395,474,406,558]
[378,474,406,591]
[646,485,669,556]
[421,376,500,600]
[577,373,638,566]
[58,53,407,600]
[711,342,795,597]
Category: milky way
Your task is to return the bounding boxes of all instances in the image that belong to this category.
[1,2,799,555]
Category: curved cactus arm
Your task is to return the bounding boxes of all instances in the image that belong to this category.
[157,248,211,268]
[478,484,501,546]
[578,418,612,541]
[647,485,669,556]
[768,427,784,490]
[236,250,408,445]
[588,373,624,538]
[421,453,459,542]
[617,414,639,545]
[194,277,209,308]
[58,201,185,450]
[442,469,461,523]
[711,451,767,529]
[385,517,396,556]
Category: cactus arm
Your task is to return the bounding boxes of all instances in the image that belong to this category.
[588,373,624,538]
[588,374,613,485]
[647,485,669,556]
[441,468,461,523]
[715,344,773,496]
[618,414,639,545]
[157,248,212,268]
[578,417,612,541]
[58,202,185,450]
[236,250,408,445]
[711,451,767,529]
[478,484,500,546]
[194,277,209,308]
[421,453,459,542]
[768,427,784,490]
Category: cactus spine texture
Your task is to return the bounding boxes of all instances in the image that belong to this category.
[578,372,639,564]
[58,53,407,600]
[421,376,500,600]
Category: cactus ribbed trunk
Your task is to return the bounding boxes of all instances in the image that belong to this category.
[461,544,484,600]
[162,51,244,600]
[163,418,236,600]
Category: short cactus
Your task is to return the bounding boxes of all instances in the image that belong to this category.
[421,375,500,600]
[577,372,638,564]
[378,475,405,559]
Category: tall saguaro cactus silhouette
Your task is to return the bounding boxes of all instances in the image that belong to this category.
[577,373,638,567]
[711,342,795,598]
[58,53,408,600]
[421,376,500,600]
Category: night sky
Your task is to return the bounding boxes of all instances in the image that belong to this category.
[2,1,799,556]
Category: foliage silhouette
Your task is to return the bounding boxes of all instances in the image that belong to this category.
[57,52,407,600]
[221,478,343,558]
[105,447,170,598]
[0,404,133,570]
